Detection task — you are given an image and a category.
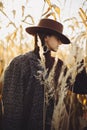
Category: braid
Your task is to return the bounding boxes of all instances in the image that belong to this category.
[34,34,40,59]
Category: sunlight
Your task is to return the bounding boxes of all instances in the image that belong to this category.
[0,0,84,40]
[0,2,87,129]
[0,0,86,62]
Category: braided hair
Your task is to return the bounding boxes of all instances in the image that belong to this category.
[33,34,40,59]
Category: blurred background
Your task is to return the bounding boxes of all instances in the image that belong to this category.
[0,0,87,129]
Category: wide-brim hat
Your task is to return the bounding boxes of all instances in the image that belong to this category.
[26,18,70,44]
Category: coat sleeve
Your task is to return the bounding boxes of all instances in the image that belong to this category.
[73,66,87,94]
[2,56,25,130]
[68,59,87,94]
[55,59,87,94]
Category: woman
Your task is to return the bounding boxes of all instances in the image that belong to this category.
[2,18,87,130]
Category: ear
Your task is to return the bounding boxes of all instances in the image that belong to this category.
[44,36,49,42]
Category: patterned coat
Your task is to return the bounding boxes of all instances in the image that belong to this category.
[2,51,45,130]
[2,51,87,130]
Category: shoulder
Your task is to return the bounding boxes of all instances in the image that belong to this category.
[4,51,34,77]
[4,52,36,82]
[8,51,35,67]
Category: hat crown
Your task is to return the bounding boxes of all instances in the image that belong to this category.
[26,18,70,44]
[38,18,63,33]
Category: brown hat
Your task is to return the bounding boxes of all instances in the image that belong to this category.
[26,18,70,44]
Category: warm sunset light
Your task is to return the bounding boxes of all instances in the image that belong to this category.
[0,1,87,130]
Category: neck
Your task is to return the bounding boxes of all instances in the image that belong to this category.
[44,51,55,73]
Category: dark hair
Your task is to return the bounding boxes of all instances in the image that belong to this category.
[38,33,47,46]
[38,32,60,46]
[33,32,59,58]
[33,34,40,59]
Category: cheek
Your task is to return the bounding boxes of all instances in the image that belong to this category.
[52,40,58,47]
[47,38,59,49]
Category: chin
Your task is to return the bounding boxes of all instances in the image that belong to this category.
[54,47,58,52]
[51,49,58,52]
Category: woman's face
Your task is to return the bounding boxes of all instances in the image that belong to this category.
[44,35,62,52]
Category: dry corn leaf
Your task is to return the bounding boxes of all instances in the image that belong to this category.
[22,5,25,17]
[12,10,16,18]
[45,0,51,7]
[79,8,87,27]
[11,31,17,40]
[77,94,87,106]
[79,8,87,20]
[52,4,60,17]
[22,14,34,24]
[42,7,51,16]
[68,25,75,31]
[79,12,87,27]
[0,2,3,9]
[0,60,4,77]
[45,12,56,20]
[63,17,78,22]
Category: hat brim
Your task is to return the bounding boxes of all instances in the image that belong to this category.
[26,26,70,44]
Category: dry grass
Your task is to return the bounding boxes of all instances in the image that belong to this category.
[0,0,87,129]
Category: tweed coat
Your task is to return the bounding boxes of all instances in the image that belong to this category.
[2,51,87,130]
[2,51,45,130]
